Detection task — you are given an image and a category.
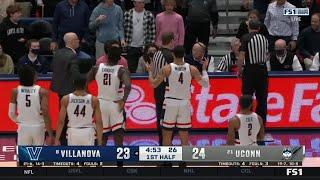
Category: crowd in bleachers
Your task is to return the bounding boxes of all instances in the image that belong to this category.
[1,0,320,75]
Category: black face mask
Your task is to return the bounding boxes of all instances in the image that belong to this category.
[275,49,286,57]
[148,52,155,59]
[31,48,40,55]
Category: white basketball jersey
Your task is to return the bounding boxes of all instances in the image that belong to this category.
[17,85,44,125]
[236,113,261,146]
[165,63,192,100]
[67,93,94,128]
[96,63,123,101]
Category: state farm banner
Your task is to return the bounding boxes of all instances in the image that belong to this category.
[0,75,319,132]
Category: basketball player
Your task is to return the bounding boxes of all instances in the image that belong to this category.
[8,65,54,145]
[147,46,209,146]
[227,95,265,146]
[54,75,103,146]
[87,46,131,146]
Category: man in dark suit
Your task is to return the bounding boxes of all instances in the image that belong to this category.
[184,42,212,72]
[51,32,80,145]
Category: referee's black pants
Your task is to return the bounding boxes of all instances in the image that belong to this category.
[154,82,165,146]
[242,64,268,126]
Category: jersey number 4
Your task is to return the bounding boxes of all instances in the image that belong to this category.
[178,72,184,84]
[104,73,111,85]
[74,105,86,117]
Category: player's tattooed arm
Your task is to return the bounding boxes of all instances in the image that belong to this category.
[8,88,18,122]
[148,65,170,88]
[87,66,98,83]
[117,67,131,111]
[40,88,54,144]
[54,95,69,146]
[226,116,240,145]
[93,96,103,146]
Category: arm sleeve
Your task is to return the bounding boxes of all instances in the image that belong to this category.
[310,53,320,71]
[292,55,303,71]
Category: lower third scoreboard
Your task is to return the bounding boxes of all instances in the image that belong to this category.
[18,146,305,167]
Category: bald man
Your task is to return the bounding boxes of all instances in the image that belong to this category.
[184,42,214,73]
[51,32,80,145]
[267,39,302,71]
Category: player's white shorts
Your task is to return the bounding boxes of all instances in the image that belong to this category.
[17,124,45,146]
[67,127,95,146]
[99,99,125,133]
[162,98,192,129]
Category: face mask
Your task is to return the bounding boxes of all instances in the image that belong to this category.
[275,49,286,57]
[31,48,40,55]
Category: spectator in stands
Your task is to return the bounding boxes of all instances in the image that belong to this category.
[52,0,90,49]
[184,0,219,54]
[217,38,241,72]
[298,13,320,70]
[264,0,299,52]
[89,0,125,59]
[155,0,184,47]
[95,40,128,68]
[267,39,302,71]
[310,52,320,71]
[236,10,269,40]
[124,0,156,73]
[242,0,271,21]
[29,19,53,40]
[0,4,28,68]
[0,43,14,74]
[136,44,157,73]
[184,42,212,72]
[0,0,15,23]
[43,0,63,17]
[18,39,49,74]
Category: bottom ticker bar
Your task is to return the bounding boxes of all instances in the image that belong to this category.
[0,167,319,177]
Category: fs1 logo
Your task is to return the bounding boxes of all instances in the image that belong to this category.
[286,168,303,176]
[26,147,42,161]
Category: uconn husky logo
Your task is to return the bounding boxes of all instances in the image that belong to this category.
[26,147,42,161]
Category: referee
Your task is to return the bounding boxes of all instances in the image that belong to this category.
[238,19,269,127]
[151,32,174,145]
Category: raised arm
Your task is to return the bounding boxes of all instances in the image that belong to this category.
[147,65,170,88]
[190,65,209,88]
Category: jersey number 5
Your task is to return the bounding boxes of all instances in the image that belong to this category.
[25,95,31,107]
[104,73,111,85]
[74,105,86,117]
[178,72,184,84]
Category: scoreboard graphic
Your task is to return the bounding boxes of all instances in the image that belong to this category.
[18,146,304,167]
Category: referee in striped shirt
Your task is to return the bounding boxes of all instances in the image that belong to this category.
[238,19,269,126]
[151,32,174,145]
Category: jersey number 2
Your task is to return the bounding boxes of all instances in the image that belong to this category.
[74,105,86,117]
[104,73,111,85]
[25,95,31,107]
[178,72,184,84]
[248,123,252,136]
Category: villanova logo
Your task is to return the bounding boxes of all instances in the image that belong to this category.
[26,147,42,161]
